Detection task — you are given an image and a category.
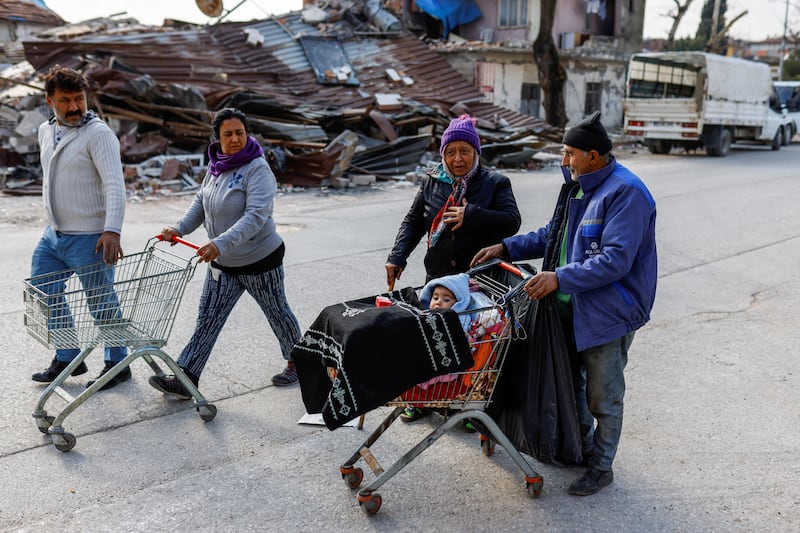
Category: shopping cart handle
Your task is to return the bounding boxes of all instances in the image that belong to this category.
[499,261,523,278]
[468,258,533,280]
[155,234,201,250]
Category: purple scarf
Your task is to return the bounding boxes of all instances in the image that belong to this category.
[207,136,264,176]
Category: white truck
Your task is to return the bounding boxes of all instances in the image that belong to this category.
[623,52,791,156]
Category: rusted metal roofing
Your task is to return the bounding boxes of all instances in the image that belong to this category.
[0,0,64,26]
[16,6,561,185]
[22,10,555,137]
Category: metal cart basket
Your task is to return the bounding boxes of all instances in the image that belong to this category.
[24,236,216,452]
[339,259,544,514]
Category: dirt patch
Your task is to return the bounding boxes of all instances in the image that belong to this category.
[0,186,388,229]
[0,196,45,227]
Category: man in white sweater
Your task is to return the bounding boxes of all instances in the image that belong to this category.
[30,66,131,390]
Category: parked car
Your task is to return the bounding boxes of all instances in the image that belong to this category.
[773,81,800,143]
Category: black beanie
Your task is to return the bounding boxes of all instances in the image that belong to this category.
[562,111,613,155]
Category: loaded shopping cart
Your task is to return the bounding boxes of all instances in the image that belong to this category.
[23,236,216,452]
[292,260,543,514]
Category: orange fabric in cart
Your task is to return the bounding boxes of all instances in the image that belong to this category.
[462,335,496,387]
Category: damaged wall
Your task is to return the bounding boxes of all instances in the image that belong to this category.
[429,0,643,128]
[560,48,628,127]
[437,43,628,127]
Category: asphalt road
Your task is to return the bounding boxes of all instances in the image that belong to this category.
[0,141,798,532]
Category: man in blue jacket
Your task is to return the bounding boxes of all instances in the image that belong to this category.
[472,111,657,496]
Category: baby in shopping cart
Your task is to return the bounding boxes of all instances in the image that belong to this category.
[400,273,505,423]
[420,273,474,327]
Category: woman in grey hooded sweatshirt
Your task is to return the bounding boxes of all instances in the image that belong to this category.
[149,108,302,399]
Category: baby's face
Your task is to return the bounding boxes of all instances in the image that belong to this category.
[429,286,456,310]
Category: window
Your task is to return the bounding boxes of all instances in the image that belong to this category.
[584,82,602,115]
[627,59,697,99]
[499,0,528,28]
[520,83,541,117]
[476,62,496,96]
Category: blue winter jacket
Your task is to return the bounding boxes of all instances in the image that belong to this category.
[503,159,657,351]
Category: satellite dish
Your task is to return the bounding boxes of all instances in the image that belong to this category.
[196,0,224,18]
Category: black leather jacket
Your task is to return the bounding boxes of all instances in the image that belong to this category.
[387,166,521,280]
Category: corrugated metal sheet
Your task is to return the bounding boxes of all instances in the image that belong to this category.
[0,0,64,26]
[17,7,560,185]
[22,10,554,136]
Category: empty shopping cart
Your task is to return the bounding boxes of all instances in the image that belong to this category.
[24,236,216,451]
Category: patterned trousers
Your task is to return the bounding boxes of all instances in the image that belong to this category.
[177,264,301,379]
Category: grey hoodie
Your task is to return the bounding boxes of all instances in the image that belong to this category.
[175,156,282,267]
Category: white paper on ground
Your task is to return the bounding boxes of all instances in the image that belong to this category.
[297,412,360,428]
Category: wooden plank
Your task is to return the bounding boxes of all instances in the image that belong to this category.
[99,103,165,126]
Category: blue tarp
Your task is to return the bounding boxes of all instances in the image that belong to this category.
[415,0,482,37]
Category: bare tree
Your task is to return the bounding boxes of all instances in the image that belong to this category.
[696,0,727,42]
[665,0,696,49]
[706,10,748,53]
[533,0,567,127]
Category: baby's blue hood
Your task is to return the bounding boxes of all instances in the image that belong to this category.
[420,273,472,329]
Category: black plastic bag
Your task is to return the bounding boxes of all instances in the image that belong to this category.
[488,293,583,466]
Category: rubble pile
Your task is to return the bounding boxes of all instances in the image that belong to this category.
[1,1,561,197]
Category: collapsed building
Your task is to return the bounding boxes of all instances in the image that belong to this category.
[0,1,560,195]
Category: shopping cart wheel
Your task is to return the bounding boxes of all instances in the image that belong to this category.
[340,466,364,489]
[197,403,217,422]
[53,432,77,452]
[36,415,55,434]
[357,492,382,515]
[526,477,543,498]
[480,436,495,457]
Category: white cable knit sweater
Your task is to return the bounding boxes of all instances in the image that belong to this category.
[38,116,126,234]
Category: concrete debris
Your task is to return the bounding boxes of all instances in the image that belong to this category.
[1,1,562,197]
[14,109,46,137]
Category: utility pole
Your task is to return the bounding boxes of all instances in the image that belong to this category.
[779,0,789,81]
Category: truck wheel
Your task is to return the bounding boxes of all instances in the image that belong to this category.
[782,125,792,146]
[707,128,731,157]
[718,129,732,156]
[647,141,671,155]
[771,128,783,151]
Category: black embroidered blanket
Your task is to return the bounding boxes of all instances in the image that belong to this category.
[292,289,473,430]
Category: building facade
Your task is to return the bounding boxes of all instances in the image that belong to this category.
[407,0,646,128]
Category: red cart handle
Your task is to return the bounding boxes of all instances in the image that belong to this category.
[155,234,201,250]
[498,261,524,278]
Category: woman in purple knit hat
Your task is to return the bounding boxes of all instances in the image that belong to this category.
[386,114,521,286]
[385,113,522,422]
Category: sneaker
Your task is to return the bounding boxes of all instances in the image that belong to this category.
[568,467,614,496]
[148,374,192,400]
[271,361,298,386]
[86,362,132,391]
[399,407,430,422]
[32,358,88,382]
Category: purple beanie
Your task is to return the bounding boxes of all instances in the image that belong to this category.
[440,114,481,155]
